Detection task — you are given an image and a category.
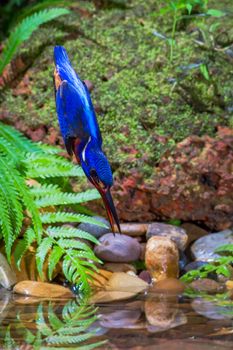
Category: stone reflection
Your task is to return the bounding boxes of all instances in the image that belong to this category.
[145,295,187,332]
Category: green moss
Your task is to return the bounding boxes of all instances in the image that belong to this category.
[1,0,233,177]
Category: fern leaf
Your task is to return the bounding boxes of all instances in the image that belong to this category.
[46,226,99,245]
[0,191,13,260]
[14,228,36,269]
[36,304,53,337]
[0,136,19,163]
[0,8,70,74]
[29,183,62,198]
[25,153,83,178]
[35,189,100,208]
[41,212,107,226]
[36,237,53,278]
[48,245,63,280]
[56,239,93,254]
[48,303,64,330]
[46,332,94,345]
[0,122,40,154]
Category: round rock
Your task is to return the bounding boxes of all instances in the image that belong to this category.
[78,216,111,239]
[189,278,223,294]
[191,229,233,261]
[145,236,179,282]
[94,233,141,262]
[146,223,188,251]
[0,253,17,289]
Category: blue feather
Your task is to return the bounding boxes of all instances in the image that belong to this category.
[54,46,102,147]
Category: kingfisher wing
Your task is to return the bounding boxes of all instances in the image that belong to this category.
[56,80,88,155]
[54,46,102,150]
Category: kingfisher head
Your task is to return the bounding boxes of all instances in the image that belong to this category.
[75,136,121,233]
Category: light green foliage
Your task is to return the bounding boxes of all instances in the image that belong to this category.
[181,244,233,283]
[0,300,106,349]
[0,122,104,292]
[0,7,70,74]
[157,0,225,62]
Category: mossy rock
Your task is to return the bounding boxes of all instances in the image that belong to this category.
[1,0,233,177]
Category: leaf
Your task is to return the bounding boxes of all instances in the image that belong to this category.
[35,189,100,208]
[206,9,225,17]
[14,228,36,268]
[48,245,63,280]
[47,226,99,245]
[200,63,210,80]
[36,237,53,278]
[215,244,233,255]
[0,8,70,74]
[41,212,107,227]
[186,3,192,14]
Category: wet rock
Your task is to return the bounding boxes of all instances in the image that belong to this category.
[184,261,208,272]
[139,243,146,260]
[13,281,73,298]
[179,250,189,271]
[90,290,137,304]
[145,237,179,282]
[226,280,233,290]
[78,216,111,238]
[0,289,11,322]
[150,278,185,295]
[103,263,136,274]
[0,253,17,289]
[114,223,148,236]
[146,223,188,251]
[106,272,148,294]
[191,229,233,261]
[191,298,232,320]
[90,269,112,288]
[138,270,152,284]
[94,233,141,262]
[189,278,223,294]
[181,223,208,245]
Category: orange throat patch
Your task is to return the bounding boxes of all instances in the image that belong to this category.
[54,68,62,90]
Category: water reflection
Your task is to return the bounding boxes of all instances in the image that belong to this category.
[0,289,233,349]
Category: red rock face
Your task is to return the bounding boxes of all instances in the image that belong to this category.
[112,127,233,231]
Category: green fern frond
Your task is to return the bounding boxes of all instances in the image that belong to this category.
[46,226,99,245]
[46,332,94,345]
[10,0,73,28]
[29,183,62,197]
[48,245,63,280]
[35,189,100,208]
[0,122,40,154]
[40,212,107,226]
[0,8,70,75]
[14,228,36,268]
[36,237,53,277]
[25,153,83,178]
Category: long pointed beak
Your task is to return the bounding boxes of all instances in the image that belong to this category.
[90,179,121,234]
[101,186,121,234]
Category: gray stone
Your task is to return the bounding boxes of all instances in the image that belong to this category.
[0,253,16,289]
[191,229,233,261]
[189,278,223,294]
[146,223,188,251]
[78,216,111,238]
[94,233,141,262]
